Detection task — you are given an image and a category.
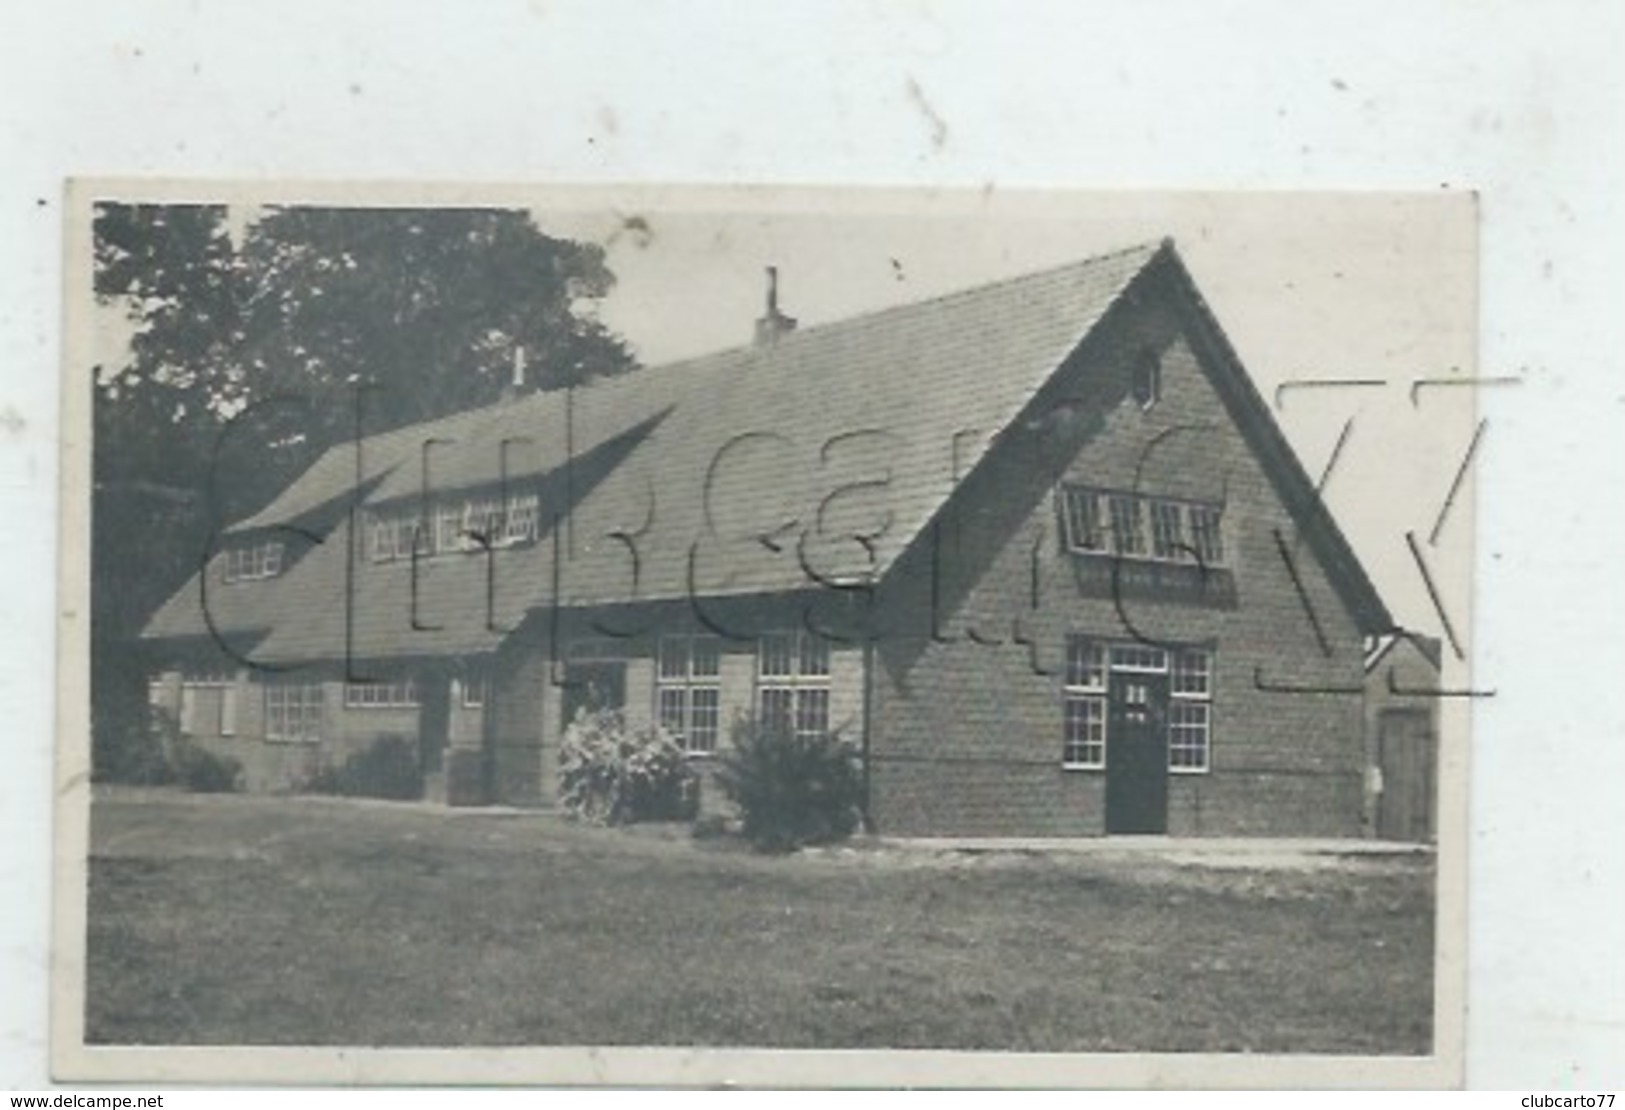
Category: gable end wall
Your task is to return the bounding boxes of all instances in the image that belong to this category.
[867,293,1368,837]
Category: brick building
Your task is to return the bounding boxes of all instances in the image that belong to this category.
[141,238,1398,837]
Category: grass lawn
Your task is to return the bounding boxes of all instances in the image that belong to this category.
[85,788,1435,1053]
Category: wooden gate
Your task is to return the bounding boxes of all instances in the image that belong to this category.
[1377,708,1436,842]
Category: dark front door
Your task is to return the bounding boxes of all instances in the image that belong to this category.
[560,661,627,729]
[1105,671,1170,834]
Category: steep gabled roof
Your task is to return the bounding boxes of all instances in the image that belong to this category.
[142,239,1394,665]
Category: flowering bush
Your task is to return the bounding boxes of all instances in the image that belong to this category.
[559,709,698,824]
[714,715,864,853]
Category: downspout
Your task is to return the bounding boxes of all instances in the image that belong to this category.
[860,635,875,833]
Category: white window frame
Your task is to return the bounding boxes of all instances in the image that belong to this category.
[503,492,540,545]
[179,671,237,735]
[265,681,324,744]
[1188,504,1225,566]
[655,635,722,755]
[1106,494,1146,556]
[222,539,285,583]
[1062,638,1107,769]
[370,488,543,563]
[343,678,419,709]
[434,503,463,555]
[178,683,200,735]
[460,675,488,709]
[219,677,238,736]
[1060,487,1105,553]
[1060,639,1215,774]
[1059,486,1226,569]
[369,513,396,562]
[1168,648,1213,773]
[460,496,505,550]
[756,631,832,742]
[1149,499,1185,560]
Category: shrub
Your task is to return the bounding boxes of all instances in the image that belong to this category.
[170,734,242,793]
[309,735,423,800]
[690,812,732,841]
[713,715,864,853]
[91,702,177,785]
[559,709,698,825]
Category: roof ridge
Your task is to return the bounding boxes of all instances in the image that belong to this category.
[227,239,1173,532]
[634,237,1171,375]
[311,238,1172,416]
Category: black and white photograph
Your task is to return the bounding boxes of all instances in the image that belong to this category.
[51,186,1476,1086]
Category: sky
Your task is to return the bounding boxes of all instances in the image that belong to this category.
[530,188,1478,643]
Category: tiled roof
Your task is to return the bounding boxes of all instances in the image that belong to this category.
[143,239,1393,664]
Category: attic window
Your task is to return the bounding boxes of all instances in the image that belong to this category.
[222,540,284,583]
[1060,486,1226,567]
[366,490,541,562]
[1132,349,1162,409]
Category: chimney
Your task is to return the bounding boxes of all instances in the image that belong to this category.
[753,266,798,347]
[502,346,526,402]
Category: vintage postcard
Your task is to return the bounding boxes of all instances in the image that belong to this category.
[54,183,1477,1086]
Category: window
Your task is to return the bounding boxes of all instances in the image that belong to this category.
[369,515,395,561]
[1059,486,1226,568]
[1149,500,1185,560]
[656,635,722,754]
[1110,643,1167,672]
[1170,648,1211,697]
[344,679,419,709]
[1107,495,1145,555]
[1062,638,1107,768]
[265,682,324,743]
[504,493,540,545]
[220,681,238,736]
[435,504,463,554]
[370,513,422,561]
[1060,487,1105,552]
[179,672,237,735]
[1167,702,1210,771]
[222,540,285,583]
[1168,648,1213,771]
[367,488,543,562]
[178,684,200,735]
[1061,639,1214,773]
[461,496,506,548]
[1189,505,1225,566]
[757,631,831,740]
[1133,350,1162,408]
[461,675,488,709]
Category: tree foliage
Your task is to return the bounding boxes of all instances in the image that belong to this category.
[89,203,636,775]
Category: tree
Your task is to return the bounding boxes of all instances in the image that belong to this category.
[90,204,636,777]
[235,207,634,440]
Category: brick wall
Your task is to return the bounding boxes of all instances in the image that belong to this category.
[486,645,550,805]
[482,617,867,812]
[867,294,1369,837]
[161,668,493,796]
